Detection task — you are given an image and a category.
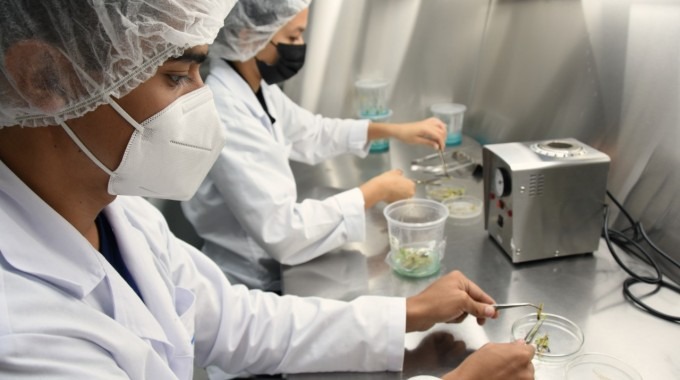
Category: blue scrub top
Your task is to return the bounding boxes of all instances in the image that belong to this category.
[96,213,143,301]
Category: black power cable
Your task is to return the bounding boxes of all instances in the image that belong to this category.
[602,190,680,323]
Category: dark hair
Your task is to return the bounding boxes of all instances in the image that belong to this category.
[0,0,108,70]
[240,2,279,27]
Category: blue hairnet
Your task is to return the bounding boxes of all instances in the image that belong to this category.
[213,0,311,62]
[0,0,237,127]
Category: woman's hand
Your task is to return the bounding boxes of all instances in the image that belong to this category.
[405,270,498,332]
[359,169,415,209]
[442,341,535,380]
[368,118,447,150]
[393,117,447,149]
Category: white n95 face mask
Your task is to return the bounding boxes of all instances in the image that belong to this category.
[59,86,226,201]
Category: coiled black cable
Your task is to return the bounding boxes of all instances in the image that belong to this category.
[602,190,680,323]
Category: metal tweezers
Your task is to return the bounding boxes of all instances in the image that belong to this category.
[438,148,451,178]
[524,317,545,344]
[492,303,542,311]
[412,150,473,173]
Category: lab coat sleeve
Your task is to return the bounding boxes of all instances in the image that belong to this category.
[0,334,129,378]
[267,84,371,165]
[164,232,407,375]
[209,91,366,264]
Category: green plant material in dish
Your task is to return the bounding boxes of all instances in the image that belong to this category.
[534,333,550,355]
[537,303,544,321]
[395,247,434,271]
[532,303,549,356]
[426,186,465,201]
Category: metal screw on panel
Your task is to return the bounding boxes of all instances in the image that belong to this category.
[554,250,560,256]
[520,186,526,194]
[515,249,521,256]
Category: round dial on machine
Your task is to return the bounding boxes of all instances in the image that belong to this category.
[530,140,585,158]
[494,168,511,197]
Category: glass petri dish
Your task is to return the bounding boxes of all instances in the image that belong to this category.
[443,195,482,220]
[425,179,466,202]
[565,353,642,380]
[511,313,584,362]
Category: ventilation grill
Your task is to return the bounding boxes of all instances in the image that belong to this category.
[528,174,545,197]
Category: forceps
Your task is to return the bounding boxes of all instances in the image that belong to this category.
[524,317,546,344]
[492,303,546,344]
[492,303,543,311]
[438,148,451,178]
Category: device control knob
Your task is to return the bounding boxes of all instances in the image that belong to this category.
[493,168,511,197]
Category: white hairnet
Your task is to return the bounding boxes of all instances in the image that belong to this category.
[213,0,311,62]
[0,0,238,127]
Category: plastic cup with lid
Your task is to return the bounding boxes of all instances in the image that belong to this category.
[366,110,393,153]
[355,79,390,118]
[430,103,466,146]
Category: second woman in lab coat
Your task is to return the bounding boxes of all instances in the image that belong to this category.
[182,0,448,291]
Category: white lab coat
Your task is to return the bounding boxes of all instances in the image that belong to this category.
[182,58,372,291]
[0,161,405,379]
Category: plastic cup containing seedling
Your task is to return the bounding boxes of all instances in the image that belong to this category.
[383,199,449,277]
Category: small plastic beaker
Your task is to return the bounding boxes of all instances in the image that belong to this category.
[366,110,393,153]
[355,79,390,118]
[430,103,466,146]
[383,199,449,277]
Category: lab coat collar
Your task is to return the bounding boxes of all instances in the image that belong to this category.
[98,202,178,349]
[211,58,272,123]
[0,161,172,352]
[0,161,105,299]
[106,201,193,358]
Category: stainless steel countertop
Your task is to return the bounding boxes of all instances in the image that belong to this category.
[283,137,679,380]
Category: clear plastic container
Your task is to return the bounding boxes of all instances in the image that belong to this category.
[565,353,642,380]
[430,103,466,146]
[366,110,393,153]
[383,199,449,277]
[355,79,390,118]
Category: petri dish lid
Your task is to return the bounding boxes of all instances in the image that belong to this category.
[442,195,482,219]
[430,103,466,115]
[511,313,584,361]
[565,353,642,380]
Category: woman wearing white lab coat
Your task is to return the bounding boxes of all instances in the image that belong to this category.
[0,167,408,377]
[0,163,531,380]
[0,1,534,379]
[182,1,448,291]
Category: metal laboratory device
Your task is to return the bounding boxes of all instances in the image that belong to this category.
[483,138,610,263]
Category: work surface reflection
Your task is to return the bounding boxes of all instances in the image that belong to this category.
[283,138,679,380]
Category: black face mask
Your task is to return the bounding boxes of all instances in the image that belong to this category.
[256,42,306,84]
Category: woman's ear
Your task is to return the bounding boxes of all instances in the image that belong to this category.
[4,39,75,114]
